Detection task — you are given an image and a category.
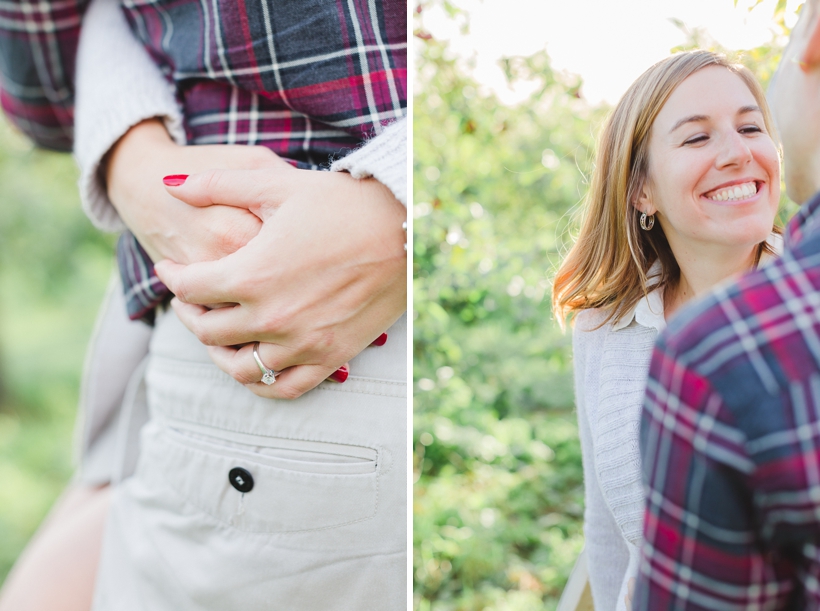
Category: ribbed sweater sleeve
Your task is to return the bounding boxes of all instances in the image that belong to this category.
[73,0,185,232]
[330,117,407,206]
[573,310,631,611]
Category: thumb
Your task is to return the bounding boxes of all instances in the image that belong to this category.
[161,168,285,218]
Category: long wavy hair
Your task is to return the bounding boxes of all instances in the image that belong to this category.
[552,50,780,329]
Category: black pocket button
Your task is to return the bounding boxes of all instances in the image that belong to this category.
[229,467,254,493]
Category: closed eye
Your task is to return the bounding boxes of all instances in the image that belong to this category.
[739,125,763,135]
[683,134,708,145]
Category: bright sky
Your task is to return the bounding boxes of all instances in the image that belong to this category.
[419,0,804,105]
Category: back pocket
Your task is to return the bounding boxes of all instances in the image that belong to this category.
[139,423,381,534]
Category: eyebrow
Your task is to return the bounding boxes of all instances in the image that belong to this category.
[669,105,762,134]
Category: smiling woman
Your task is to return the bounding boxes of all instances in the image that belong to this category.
[552,50,781,611]
[633,64,781,316]
[553,52,781,330]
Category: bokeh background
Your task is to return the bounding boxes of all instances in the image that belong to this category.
[0,0,807,603]
[0,116,114,582]
[413,1,800,609]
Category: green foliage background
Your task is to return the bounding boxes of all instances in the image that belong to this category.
[0,0,803,602]
[0,117,114,583]
[413,3,796,610]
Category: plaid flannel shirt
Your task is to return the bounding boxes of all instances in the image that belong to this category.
[636,191,820,610]
[0,0,88,150]
[1,0,406,321]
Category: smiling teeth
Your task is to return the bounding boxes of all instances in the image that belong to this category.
[706,181,757,202]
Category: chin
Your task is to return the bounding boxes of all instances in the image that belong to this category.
[715,219,774,249]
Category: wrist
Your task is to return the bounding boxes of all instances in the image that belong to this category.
[358,177,407,256]
[104,118,178,203]
[103,119,180,262]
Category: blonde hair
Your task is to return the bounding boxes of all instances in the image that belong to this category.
[552,50,780,329]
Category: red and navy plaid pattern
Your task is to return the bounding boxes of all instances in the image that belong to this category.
[636,191,820,610]
[1,0,407,321]
[123,0,406,161]
[0,0,89,151]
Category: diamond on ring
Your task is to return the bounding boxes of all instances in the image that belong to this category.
[252,342,276,385]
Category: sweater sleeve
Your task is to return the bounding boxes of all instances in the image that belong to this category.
[572,311,631,611]
[73,0,185,232]
[330,117,406,206]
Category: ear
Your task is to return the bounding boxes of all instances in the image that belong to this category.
[633,182,656,216]
[800,7,820,70]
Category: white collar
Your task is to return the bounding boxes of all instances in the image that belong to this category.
[611,232,783,334]
[612,260,666,333]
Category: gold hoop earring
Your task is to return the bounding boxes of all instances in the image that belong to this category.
[640,213,655,231]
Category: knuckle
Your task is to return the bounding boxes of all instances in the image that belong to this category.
[231,365,258,386]
[187,316,222,347]
[192,322,215,345]
[221,273,251,304]
[214,226,245,256]
[277,383,305,400]
[266,355,286,374]
[249,179,271,204]
[299,329,337,359]
[216,217,260,255]
[171,277,189,303]
[200,168,223,196]
[261,310,290,337]
[295,332,320,357]
[208,328,234,347]
[316,330,336,352]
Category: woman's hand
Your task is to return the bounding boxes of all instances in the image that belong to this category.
[105,118,288,265]
[153,166,407,400]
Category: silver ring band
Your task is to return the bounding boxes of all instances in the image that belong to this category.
[252,342,277,385]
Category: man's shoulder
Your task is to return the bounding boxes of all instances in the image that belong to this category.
[659,240,820,398]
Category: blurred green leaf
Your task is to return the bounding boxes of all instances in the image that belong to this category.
[0,117,114,584]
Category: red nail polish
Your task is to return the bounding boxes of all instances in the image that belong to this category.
[163,174,188,186]
[329,366,349,383]
[370,333,388,347]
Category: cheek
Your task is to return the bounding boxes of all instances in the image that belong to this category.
[656,193,709,240]
[754,143,781,205]
[648,154,701,210]
[653,160,710,223]
[755,140,780,177]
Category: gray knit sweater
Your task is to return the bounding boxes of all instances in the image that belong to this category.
[572,241,781,611]
[573,304,661,611]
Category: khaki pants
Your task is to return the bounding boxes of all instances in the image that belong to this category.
[90,306,407,610]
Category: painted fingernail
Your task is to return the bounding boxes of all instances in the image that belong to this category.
[370,333,388,347]
[329,366,349,383]
[162,174,188,186]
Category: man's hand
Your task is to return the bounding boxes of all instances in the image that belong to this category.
[153,165,407,400]
[105,118,288,265]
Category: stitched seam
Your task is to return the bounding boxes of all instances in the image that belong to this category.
[144,432,381,535]
[158,415,386,452]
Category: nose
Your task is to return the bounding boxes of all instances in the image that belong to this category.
[715,130,753,169]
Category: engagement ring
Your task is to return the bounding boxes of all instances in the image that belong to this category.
[252,342,277,385]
